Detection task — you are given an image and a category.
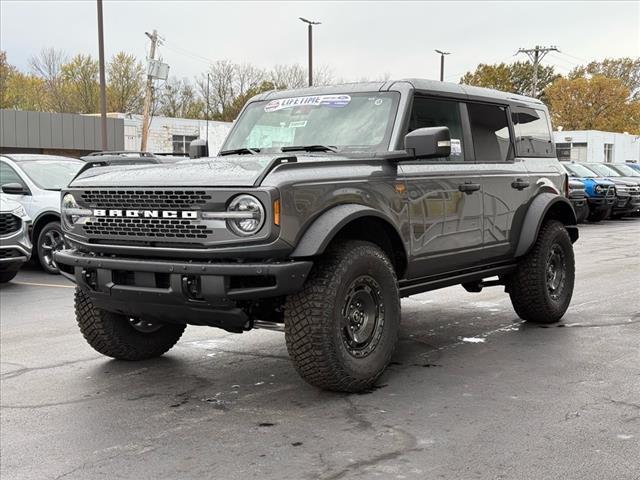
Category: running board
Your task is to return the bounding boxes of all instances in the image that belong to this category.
[399,263,516,297]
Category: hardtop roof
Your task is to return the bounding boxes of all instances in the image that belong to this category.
[251,78,545,108]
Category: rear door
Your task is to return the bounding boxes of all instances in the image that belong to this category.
[465,103,530,259]
[398,96,484,278]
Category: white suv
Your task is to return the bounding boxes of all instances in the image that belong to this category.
[0,154,83,274]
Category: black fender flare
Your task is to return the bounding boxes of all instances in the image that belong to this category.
[290,204,403,258]
[515,193,578,258]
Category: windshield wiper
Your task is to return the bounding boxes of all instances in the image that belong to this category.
[281,145,338,153]
[219,147,260,156]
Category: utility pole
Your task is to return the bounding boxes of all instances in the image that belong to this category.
[96,0,107,151]
[141,29,159,152]
[435,49,451,82]
[299,17,321,87]
[205,72,210,145]
[516,45,558,97]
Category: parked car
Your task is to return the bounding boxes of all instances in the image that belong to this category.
[567,178,588,223]
[0,194,32,283]
[561,162,616,222]
[625,163,640,173]
[0,154,83,274]
[583,162,640,218]
[56,80,579,392]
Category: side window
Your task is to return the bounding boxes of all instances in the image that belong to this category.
[0,161,25,187]
[409,97,465,161]
[467,103,511,162]
[512,108,553,157]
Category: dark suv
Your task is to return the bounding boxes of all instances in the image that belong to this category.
[56,80,578,392]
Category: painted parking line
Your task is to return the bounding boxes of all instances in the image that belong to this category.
[11,281,75,289]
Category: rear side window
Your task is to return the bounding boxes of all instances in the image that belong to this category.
[409,97,465,161]
[512,108,553,157]
[467,103,511,162]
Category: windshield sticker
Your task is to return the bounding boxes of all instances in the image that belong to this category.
[288,120,308,128]
[264,95,351,112]
[451,139,462,156]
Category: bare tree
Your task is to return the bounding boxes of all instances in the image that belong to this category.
[197,60,237,116]
[158,77,203,119]
[234,63,265,97]
[29,48,68,111]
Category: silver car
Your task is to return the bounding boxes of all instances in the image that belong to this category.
[0,194,32,283]
[0,154,83,274]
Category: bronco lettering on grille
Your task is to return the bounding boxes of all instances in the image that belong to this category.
[93,209,198,219]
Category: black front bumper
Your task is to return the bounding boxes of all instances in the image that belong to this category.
[55,250,312,332]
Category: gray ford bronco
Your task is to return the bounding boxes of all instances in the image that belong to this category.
[57,80,578,392]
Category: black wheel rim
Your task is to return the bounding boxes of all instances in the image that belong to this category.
[41,228,65,270]
[129,318,164,333]
[546,243,566,301]
[341,275,385,358]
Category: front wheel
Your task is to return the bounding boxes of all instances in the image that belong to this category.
[284,240,400,392]
[75,288,186,360]
[37,221,66,274]
[507,220,575,324]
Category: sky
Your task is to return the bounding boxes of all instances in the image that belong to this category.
[1,1,639,83]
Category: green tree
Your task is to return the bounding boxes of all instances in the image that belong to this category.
[0,51,18,108]
[460,61,559,98]
[569,57,640,100]
[107,52,144,113]
[546,75,640,134]
[218,81,275,122]
[60,54,99,113]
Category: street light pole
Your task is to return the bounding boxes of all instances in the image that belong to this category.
[435,49,451,82]
[96,0,107,150]
[299,17,321,87]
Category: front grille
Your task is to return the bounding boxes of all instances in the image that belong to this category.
[0,214,21,236]
[0,248,22,259]
[79,190,212,209]
[82,217,213,239]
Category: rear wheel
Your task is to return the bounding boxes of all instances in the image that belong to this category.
[37,221,65,274]
[507,220,575,324]
[284,240,400,392]
[75,288,186,360]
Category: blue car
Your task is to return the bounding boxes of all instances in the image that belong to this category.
[561,162,616,222]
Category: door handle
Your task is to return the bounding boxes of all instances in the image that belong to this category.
[458,182,480,194]
[511,179,530,190]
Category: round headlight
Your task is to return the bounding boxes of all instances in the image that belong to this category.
[226,195,265,236]
[594,184,604,195]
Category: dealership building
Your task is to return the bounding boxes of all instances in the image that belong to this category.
[553,130,640,164]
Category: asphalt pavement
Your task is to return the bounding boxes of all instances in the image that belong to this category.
[1,219,639,480]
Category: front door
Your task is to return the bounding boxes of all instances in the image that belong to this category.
[398,96,483,279]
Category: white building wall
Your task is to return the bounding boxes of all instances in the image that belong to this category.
[113,113,232,155]
[553,130,640,163]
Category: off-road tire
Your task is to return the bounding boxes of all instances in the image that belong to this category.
[75,288,186,360]
[0,270,18,283]
[507,220,575,324]
[284,240,400,392]
[587,207,609,223]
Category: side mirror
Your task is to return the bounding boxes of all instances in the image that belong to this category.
[404,127,451,159]
[189,139,209,159]
[1,183,29,195]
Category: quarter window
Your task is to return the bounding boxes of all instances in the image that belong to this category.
[512,108,553,157]
[408,97,465,161]
[467,103,511,162]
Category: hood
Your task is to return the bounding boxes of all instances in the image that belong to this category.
[70,155,295,188]
[605,177,639,187]
[574,177,615,186]
[568,178,585,190]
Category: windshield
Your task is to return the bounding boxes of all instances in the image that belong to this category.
[222,92,400,154]
[586,163,620,177]
[564,163,597,178]
[610,164,640,177]
[19,160,83,190]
